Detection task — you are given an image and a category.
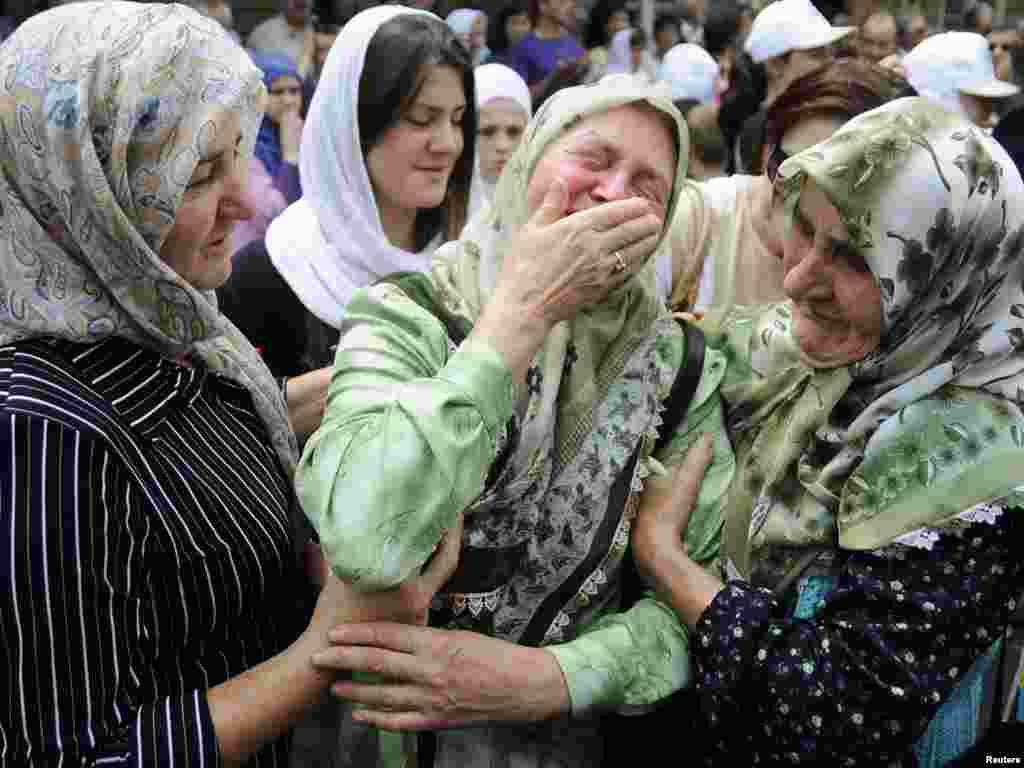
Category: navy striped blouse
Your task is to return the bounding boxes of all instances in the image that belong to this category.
[0,337,308,767]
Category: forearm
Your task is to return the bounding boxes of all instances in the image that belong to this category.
[298,287,515,588]
[285,367,330,442]
[641,547,724,629]
[208,628,332,766]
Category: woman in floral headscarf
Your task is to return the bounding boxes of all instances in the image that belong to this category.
[634,96,1024,764]
[0,4,460,766]
[296,75,736,767]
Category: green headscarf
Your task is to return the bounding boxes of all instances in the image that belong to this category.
[0,2,297,473]
[707,97,1024,581]
[424,74,689,495]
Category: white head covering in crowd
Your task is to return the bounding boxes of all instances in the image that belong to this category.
[745,0,852,63]
[266,5,444,329]
[606,27,635,75]
[903,31,1019,117]
[446,7,486,64]
[658,42,720,103]
[468,63,532,220]
[446,8,482,38]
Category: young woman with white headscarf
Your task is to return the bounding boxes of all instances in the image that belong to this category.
[219,6,475,439]
[468,62,532,221]
[0,3,461,766]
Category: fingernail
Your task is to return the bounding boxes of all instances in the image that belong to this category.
[312,651,328,666]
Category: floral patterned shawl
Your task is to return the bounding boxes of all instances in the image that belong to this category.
[0,2,297,474]
[706,98,1024,581]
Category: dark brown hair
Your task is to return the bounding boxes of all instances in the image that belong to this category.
[760,58,915,172]
[359,14,476,246]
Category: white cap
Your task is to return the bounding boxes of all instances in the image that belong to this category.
[744,0,853,63]
[658,43,721,103]
[903,31,1019,114]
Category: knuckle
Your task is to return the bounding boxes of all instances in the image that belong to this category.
[428,670,449,692]
[368,653,387,676]
[441,688,461,714]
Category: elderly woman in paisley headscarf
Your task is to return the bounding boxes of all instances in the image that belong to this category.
[297,75,735,767]
[633,97,1024,763]
[0,4,460,766]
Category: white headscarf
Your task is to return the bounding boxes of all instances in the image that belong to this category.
[606,27,634,75]
[266,5,446,329]
[446,8,486,65]
[658,42,720,103]
[468,63,532,222]
[446,7,481,36]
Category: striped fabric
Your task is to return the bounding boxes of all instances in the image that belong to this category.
[0,338,307,767]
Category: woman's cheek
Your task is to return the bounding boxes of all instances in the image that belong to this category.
[559,164,594,208]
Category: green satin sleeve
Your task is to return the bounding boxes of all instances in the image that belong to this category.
[295,283,514,590]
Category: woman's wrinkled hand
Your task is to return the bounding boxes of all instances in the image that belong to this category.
[494,177,664,329]
[632,434,712,586]
[308,513,464,638]
[311,623,570,731]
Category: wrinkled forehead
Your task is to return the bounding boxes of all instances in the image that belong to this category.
[503,84,688,221]
[540,102,679,162]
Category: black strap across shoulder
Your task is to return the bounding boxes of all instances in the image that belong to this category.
[653,318,707,458]
[601,319,711,759]
[618,317,706,612]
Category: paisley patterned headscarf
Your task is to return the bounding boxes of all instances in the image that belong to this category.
[708,97,1024,580]
[0,2,298,473]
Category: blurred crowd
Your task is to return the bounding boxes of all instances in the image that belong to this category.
[4,0,1022,228]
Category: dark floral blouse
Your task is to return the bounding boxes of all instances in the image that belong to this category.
[690,505,1023,765]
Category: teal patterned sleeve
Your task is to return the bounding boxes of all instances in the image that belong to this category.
[296,283,515,590]
[549,337,735,715]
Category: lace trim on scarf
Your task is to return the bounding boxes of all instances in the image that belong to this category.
[894,499,1008,550]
